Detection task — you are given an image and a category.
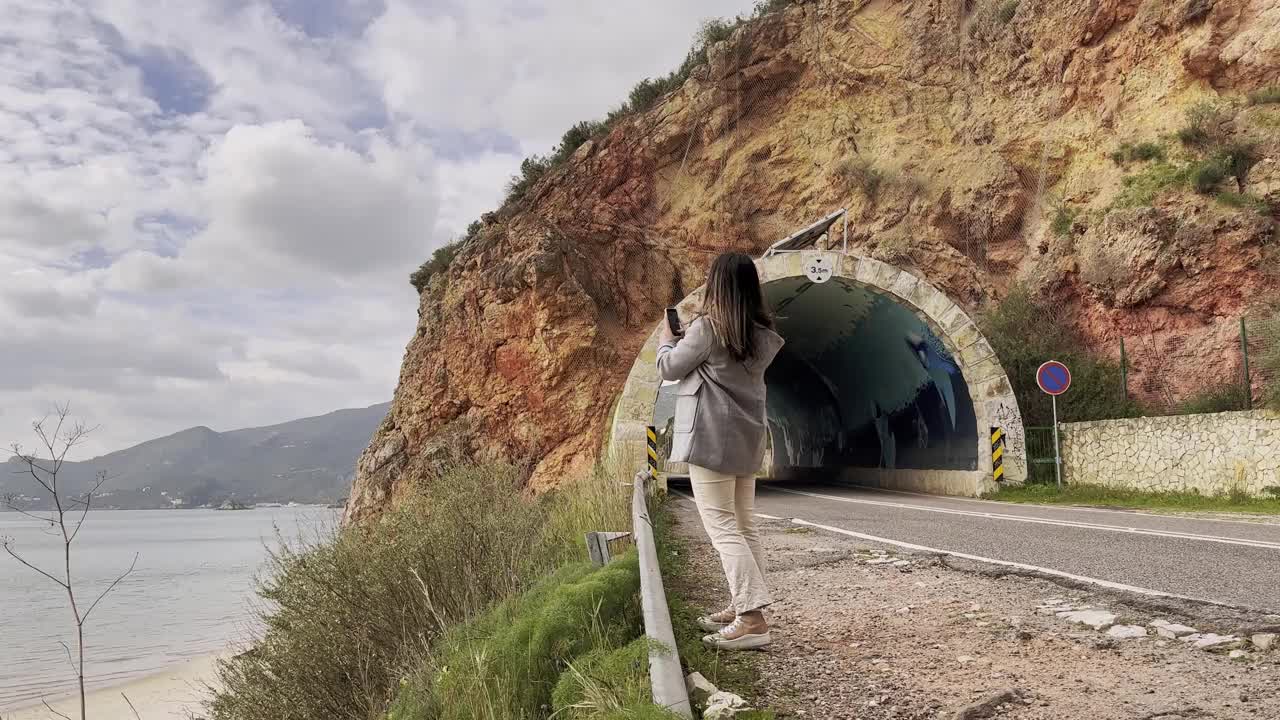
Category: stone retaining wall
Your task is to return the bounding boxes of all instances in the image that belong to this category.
[1060,410,1280,496]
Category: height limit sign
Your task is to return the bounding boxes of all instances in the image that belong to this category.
[1037,360,1070,488]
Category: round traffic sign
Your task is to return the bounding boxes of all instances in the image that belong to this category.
[1036,360,1071,396]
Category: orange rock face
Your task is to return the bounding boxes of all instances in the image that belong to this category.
[343,0,1279,523]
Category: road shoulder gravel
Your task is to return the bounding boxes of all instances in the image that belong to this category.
[668,498,1280,719]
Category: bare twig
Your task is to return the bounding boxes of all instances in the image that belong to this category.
[3,543,69,588]
[122,692,143,720]
[58,641,77,675]
[41,699,73,720]
[83,553,139,622]
[4,406,125,720]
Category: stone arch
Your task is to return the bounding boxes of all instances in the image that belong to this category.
[608,251,1027,496]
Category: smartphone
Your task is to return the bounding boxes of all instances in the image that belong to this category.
[665,307,683,336]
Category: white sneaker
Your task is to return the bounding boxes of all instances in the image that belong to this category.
[696,607,736,632]
[702,617,772,650]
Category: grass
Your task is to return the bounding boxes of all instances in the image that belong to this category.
[387,555,656,720]
[1216,191,1271,215]
[1110,147,1257,209]
[386,483,779,720]
[1248,87,1280,106]
[1173,382,1249,415]
[993,483,1280,514]
[997,0,1019,24]
[207,462,634,720]
[1111,161,1193,208]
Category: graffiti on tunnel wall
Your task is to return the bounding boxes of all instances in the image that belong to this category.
[649,278,982,475]
[764,280,979,472]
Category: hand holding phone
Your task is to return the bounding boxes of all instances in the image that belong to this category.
[665,307,683,336]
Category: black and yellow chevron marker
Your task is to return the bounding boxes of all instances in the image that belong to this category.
[646,426,659,479]
[991,427,1006,482]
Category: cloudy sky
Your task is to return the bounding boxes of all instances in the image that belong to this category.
[1,0,759,457]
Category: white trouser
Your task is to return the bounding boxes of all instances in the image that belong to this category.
[688,464,771,614]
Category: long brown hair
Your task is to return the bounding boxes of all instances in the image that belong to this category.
[702,252,774,362]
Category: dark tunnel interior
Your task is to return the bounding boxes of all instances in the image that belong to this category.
[654,276,978,478]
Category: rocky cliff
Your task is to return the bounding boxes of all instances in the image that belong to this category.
[344,0,1279,522]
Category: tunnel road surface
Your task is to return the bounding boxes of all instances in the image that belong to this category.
[746,483,1280,612]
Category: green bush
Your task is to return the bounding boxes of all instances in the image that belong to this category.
[698,17,739,48]
[997,0,1019,24]
[494,6,776,213]
[980,286,1144,425]
[1218,141,1259,187]
[1189,157,1231,194]
[1248,87,1280,106]
[1110,145,1257,206]
[1110,142,1166,164]
[505,154,556,204]
[1178,101,1227,147]
[410,240,461,293]
[1051,204,1079,237]
[553,120,608,164]
[836,157,886,200]
[208,463,633,720]
[752,0,797,17]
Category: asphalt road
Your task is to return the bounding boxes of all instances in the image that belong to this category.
[741,482,1280,612]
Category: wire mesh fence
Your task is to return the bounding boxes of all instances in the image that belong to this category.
[1107,312,1280,417]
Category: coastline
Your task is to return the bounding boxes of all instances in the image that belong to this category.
[4,655,222,720]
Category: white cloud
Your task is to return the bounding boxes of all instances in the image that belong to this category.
[361,0,755,151]
[0,0,760,457]
[187,119,439,285]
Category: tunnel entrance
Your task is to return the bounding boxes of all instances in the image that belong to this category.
[610,250,1027,497]
[763,275,978,480]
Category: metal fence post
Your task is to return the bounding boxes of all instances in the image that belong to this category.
[1119,337,1128,401]
[1241,317,1252,411]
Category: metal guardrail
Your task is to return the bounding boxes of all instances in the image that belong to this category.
[632,471,693,717]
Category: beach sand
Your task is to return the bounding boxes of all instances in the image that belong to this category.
[5,656,221,720]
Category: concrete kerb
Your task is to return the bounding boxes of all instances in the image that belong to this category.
[607,252,1028,496]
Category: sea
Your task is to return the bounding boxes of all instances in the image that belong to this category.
[0,506,339,712]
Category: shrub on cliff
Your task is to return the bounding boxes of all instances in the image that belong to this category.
[207,463,632,720]
[997,0,1019,24]
[980,286,1143,426]
[1178,101,1229,148]
[410,240,462,293]
[1248,87,1280,106]
[1109,142,1166,165]
[499,4,788,209]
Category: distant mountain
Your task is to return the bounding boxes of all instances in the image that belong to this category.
[1,403,389,510]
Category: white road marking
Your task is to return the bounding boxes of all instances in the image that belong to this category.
[669,491,1235,607]
[788,517,1228,607]
[838,483,1280,528]
[770,487,1280,551]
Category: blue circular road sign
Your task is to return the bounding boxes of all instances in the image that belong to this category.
[1037,360,1071,396]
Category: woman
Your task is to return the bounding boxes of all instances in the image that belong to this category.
[656,252,784,650]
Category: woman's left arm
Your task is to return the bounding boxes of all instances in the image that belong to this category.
[656,318,713,382]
